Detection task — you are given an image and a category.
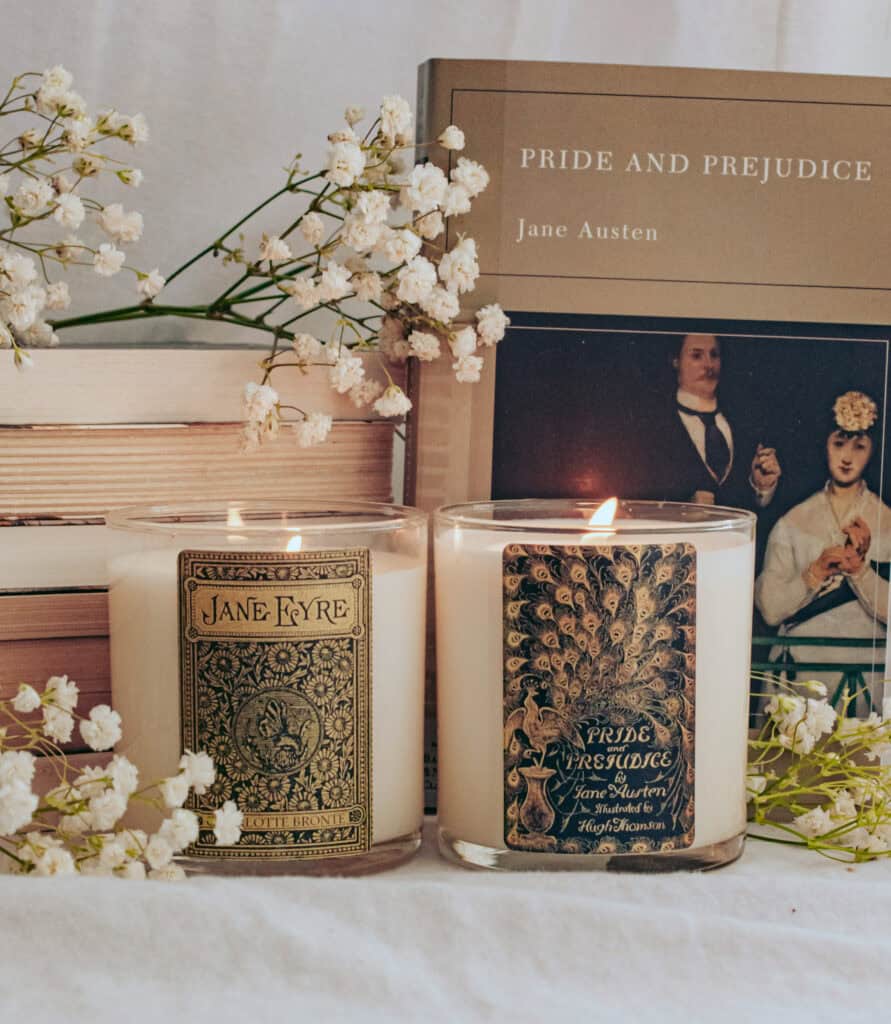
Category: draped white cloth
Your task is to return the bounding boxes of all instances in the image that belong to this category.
[1,822,889,1022]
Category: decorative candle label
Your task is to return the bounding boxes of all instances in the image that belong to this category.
[179,549,371,860]
[503,542,696,854]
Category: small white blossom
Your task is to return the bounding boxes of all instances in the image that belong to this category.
[44,674,79,712]
[43,65,74,90]
[746,774,768,799]
[107,754,139,797]
[354,190,392,225]
[329,352,365,394]
[62,117,96,153]
[93,243,126,277]
[342,213,383,253]
[14,348,35,372]
[419,286,460,323]
[349,379,384,408]
[793,806,835,837]
[326,140,365,187]
[242,381,280,450]
[416,210,444,240]
[89,789,127,830]
[75,765,112,799]
[53,193,85,230]
[34,846,76,877]
[451,156,490,197]
[24,319,60,348]
[804,698,837,740]
[450,326,478,359]
[476,304,510,346]
[119,860,147,880]
[381,228,422,265]
[99,203,143,244]
[281,276,319,310]
[79,704,122,751]
[214,801,244,846]
[294,411,333,448]
[438,125,466,150]
[258,234,292,262]
[145,834,174,870]
[1,251,38,287]
[832,790,857,819]
[380,95,413,144]
[353,272,382,303]
[300,211,325,247]
[401,163,447,214]
[159,772,190,809]
[408,330,441,362]
[453,353,483,383]
[14,179,54,217]
[373,385,412,418]
[317,261,352,302]
[159,808,200,851]
[291,333,323,363]
[137,268,165,301]
[442,183,471,218]
[0,750,36,787]
[438,237,479,294]
[178,750,215,792]
[0,781,38,834]
[378,318,410,364]
[118,168,143,187]
[43,706,75,744]
[118,113,149,145]
[53,235,84,263]
[396,255,437,304]
[344,105,365,127]
[73,153,104,177]
[45,281,71,311]
[12,684,41,714]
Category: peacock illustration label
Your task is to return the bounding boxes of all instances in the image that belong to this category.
[503,542,697,854]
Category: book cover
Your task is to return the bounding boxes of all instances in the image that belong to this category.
[412,59,891,808]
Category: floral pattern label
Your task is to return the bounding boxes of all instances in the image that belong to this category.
[503,542,696,855]
[179,549,371,860]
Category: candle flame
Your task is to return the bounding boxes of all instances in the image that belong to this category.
[286,534,303,553]
[226,507,245,529]
[587,498,618,528]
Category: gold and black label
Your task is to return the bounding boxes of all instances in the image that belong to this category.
[503,543,696,855]
[179,549,371,859]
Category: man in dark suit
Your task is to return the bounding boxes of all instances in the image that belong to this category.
[646,333,781,510]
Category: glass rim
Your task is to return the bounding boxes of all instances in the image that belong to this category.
[433,498,756,536]
[105,500,426,537]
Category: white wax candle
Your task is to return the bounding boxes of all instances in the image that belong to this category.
[435,519,754,853]
[109,547,425,846]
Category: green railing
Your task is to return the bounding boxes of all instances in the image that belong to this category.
[751,635,886,714]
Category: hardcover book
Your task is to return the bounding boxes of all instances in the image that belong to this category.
[411,59,891,808]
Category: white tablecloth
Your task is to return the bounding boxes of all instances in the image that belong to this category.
[1,822,888,1023]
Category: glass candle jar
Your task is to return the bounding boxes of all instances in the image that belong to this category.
[434,499,755,872]
[106,502,427,876]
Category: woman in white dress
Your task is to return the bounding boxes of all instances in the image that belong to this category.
[755,391,889,712]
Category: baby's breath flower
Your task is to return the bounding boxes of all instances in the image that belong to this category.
[294,411,333,448]
[79,704,122,751]
[213,801,244,846]
[12,684,41,714]
[137,268,165,301]
[438,125,466,151]
[300,211,325,247]
[93,243,126,277]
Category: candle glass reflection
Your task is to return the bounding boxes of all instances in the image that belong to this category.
[434,499,755,872]
[107,502,427,876]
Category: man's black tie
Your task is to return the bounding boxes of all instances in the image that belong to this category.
[677,404,730,481]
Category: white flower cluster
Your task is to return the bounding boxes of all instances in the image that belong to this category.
[748,678,891,860]
[0,65,160,369]
[833,390,878,434]
[242,95,508,449]
[0,674,243,879]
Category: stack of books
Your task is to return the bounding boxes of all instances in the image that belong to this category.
[1,342,398,768]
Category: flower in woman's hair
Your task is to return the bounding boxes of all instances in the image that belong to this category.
[453,353,483,383]
[213,800,244,846]
[300,211,325,247]
[294,411,333,448]
[79,704,122,751]
[13,684,41,714]
[439,237,479,294]
[93,243,126,277]
[349,379,384,408]
[419,285,460,324]
[99,203,144,244]
[53,193,85,230]
[416,210,444,240]
[328,352,365,394]
[373,385,412,418]
[401,163,447,214]
[326,140,365,187]
[159,772,190,809]
[258,234,292,262]
[137,268,165,301]
[449,325,477,359]
[476,304,509,346]
[45,281,71,311]
[442,184,471,218]
[317,261,352,302]
[408,331,441,362]
[379,95,413,144]
[451,156,490,198]
[281,276,319,310]
[396,255,437,304]
[438,125,466,151]
[833,391,878,433]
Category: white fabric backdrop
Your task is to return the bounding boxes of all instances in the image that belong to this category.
[3,0,891,342]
